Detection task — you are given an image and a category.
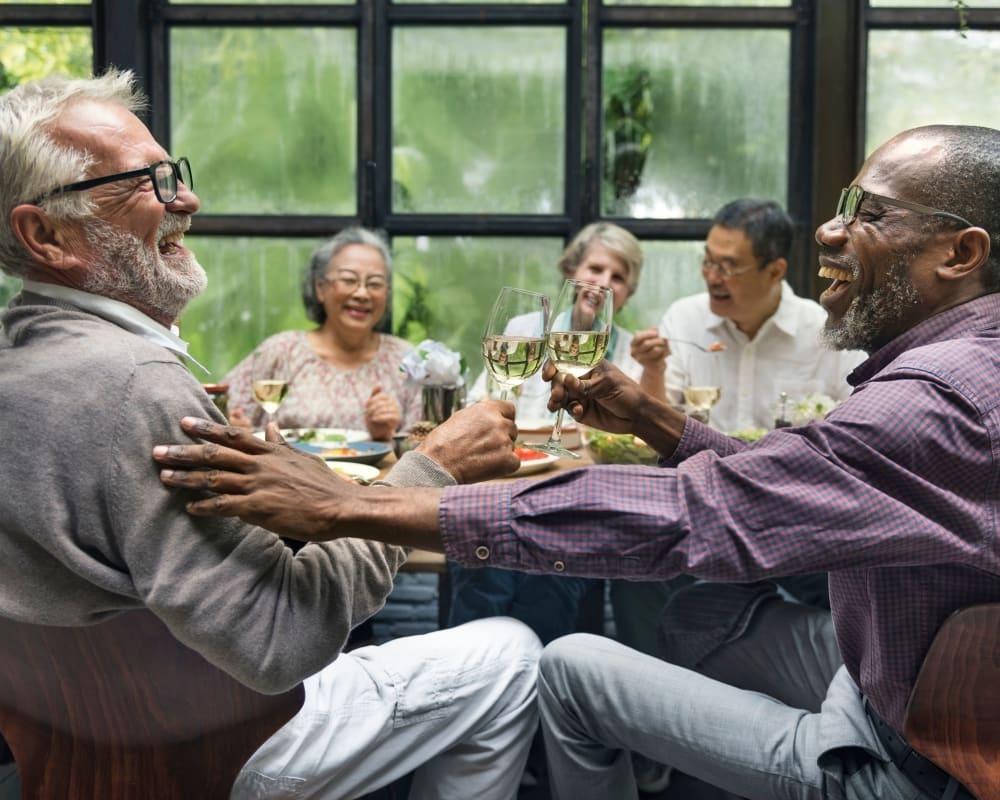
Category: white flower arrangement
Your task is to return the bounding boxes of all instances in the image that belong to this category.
[399,339,464,386]
[775,391,840,427]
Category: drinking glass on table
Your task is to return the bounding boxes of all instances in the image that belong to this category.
[251,350,289,428]
[481,287,550,402]
[529,278,613,459]
[683,384,721,425]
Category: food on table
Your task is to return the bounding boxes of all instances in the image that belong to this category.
[584,430,658,465]
[514,445,549,461]
[319,446,362,458]
[728,427,768,442]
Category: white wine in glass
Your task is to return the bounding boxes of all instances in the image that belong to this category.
[481,287,550,402]
[531,278,614,459]
[251,351,289,428]
[683,385,721,424]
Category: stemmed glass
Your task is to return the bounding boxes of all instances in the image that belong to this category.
[251,350,289,430]
[481,287,550,402]
[682,384,721,425]
[529,278,614,459]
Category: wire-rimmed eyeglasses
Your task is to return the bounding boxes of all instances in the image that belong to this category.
[29,157,193,207]
[837,185,974,229]
[321,270,390,295]
[700,254,761,279]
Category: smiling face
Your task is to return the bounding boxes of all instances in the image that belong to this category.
[316,243,390,337]
[703,225,785,338]
[570,242,632,313]
[50,99,204,324]
[816,132,963,353]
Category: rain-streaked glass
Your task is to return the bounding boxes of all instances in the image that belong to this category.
[0,28,92,86]
[872,0,998,6]
[393,27,565,214]
[603,28,789,218]
[606,0,787,5]
[175,0,350,4]
[867,30,1000,154]
[392,236,564,373]
[179,237,316,377]
[170,28,356,215]
[613,241,708,333]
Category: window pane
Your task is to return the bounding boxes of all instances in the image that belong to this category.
[867,30,1000,154]
[872,0,997,6]
[393,28,565,213]
[171,28,356,215]
[0,274,22,309]
[175,0,350,4]
[607,0,787,5]
[0,28,92,86]
[603,29,789,217]
[615,241,708,332]
[180,237,315,377]
[392,236,564,374]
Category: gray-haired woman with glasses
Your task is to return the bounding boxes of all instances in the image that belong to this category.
[223,227,422,441]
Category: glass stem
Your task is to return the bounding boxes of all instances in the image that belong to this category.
[547,407,567,447]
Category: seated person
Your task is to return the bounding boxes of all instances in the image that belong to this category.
[458,222,667,645]
[0,70,540,800]
[158,122,1000,800]
[224,228,422,442]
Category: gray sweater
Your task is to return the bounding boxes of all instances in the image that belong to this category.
[0,293,453,693]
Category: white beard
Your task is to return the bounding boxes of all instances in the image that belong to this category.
[80,214,207,322]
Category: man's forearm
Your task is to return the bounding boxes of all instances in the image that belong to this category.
[342,486,446,551]
[631,394,688,459]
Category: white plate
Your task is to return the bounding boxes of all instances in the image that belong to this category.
[326,461,381,483]
[514,452,560,476]
[253,427,368,444]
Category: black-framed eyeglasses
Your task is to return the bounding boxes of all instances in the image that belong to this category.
[29,157,193,206]
[837,185,974,229]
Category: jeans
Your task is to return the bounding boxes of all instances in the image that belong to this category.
[234,617,541,800]
[448,563,597,645]
[538,625,933,799]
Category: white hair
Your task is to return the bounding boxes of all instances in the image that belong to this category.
[0,68,146,277]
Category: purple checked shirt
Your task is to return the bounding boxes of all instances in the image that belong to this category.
[441,293,1000,732]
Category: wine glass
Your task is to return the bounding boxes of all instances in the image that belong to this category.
[529,278,614,459]
[682,384,721,425]
[481,287,550,402]
[251,350,289,430]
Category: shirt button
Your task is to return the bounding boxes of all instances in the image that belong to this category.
[475,545,490,561]
[552,560,566,572]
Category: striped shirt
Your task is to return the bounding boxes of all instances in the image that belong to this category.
[441,292,1000,731]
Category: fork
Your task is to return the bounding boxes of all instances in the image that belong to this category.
[667,338,726,353]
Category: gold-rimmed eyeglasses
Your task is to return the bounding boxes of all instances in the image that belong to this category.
[322,270,389,295]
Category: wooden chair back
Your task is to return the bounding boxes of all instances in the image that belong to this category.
[903,603,1000,800]
[0,609,304,800]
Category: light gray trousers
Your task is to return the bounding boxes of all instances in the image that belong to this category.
[234,616,541,800]
[537,623,932,800]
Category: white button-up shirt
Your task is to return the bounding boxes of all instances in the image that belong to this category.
[659,282,866,433]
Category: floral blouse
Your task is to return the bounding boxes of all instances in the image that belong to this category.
[223,330,423,434]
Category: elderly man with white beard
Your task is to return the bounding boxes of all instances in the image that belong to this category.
[0,70,543,799]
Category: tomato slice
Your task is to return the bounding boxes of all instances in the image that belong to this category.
[514,445,548,461]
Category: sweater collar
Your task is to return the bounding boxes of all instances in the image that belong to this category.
[20,279,209,374]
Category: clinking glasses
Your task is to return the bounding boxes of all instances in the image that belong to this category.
[30,157,193,206]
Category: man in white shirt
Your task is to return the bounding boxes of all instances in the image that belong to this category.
[640,197,865,433]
